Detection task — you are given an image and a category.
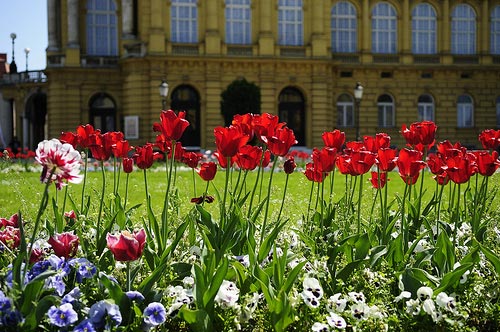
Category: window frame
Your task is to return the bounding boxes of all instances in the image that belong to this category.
[371,2,397,54]
[491,6,500,55]
[377,94,395,128]
[225,0,252,45]
[86,0,118,56]
[331,1,357,53]
[457,94,474,128]
[171,0,198,44]
[451,4,476,55]
[336,94,355,127]
[411,3,437,54]
[417,94,435,122]
[278,0,304,46]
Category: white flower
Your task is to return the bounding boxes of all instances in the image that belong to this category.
[312,322,330,332]
[302,277,324,300]
[350,303,369,321]
[215,280,240,308]
[35,139,83,190]
[422,298,436,316]
[182,276,195,288]
[326,293,347,313]
[395,291,411,302]
[234,255,250,268]
[405,299,421,315]
[301,293,321,309]
[326,312,346,329]
[416,286,433,302]
[348,291,365,304]
[453,262,471,284]
[367,305,386,319]
[436,292,458,314]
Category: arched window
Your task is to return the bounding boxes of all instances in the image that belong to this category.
[377,94,395,127]
[417,94,435,121]
[278,0,303,46]
[89,94,116,133]
[496,96,500,127]
[278,87,305,145]
[86,0,118,56]
[170,85,201,147]
[225,0,251,45]
[451,4,476,55]
[411,3,437,54]
[331,1,357,53]
[457,95,474,128]
[491,6,500,55]
[371,2,397,54]
[171,0,198,43]
[337,94,354,127]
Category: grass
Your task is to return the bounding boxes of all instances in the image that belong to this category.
[2,162,500,226]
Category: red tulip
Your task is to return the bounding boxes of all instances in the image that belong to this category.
[182,151,203,169]
[336,153,356,176]
[167,141,185,161]
[473,150,499,177]
[133,143,161,169]
[426,153,446,175]
[479,129,500,150]
[76,124,99,149]
[59,131,79,149]
[312,147,337,173]
[370,171,388,189]
[351,150,376,175]
[364,133,391,153]
[401,121,437,152]
[443,154,476,184]
[112,140,132,159]
[197,162,217,181]
[122,157,134,173]
[261,150,271,167]
[232,113,255,139]
[236,145,262,171]
[153,110,190,142]
[376,148,397,172]
[89,132,123,161]
[0,213,19,229]
[214,126,250,158]
[106,229,147,262]
[214,150,235,169]
[322,130,345,150]
[433,173,450,186]
[48,232,79,258]
[396,148,426,185]
[262,127,297,157]
[304,162,327,183]
[284,157,296,174]
[252,113,283,140]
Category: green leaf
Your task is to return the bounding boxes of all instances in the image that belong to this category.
[479,243,500,274]
[434,263,473,294]
[179,307,211,332]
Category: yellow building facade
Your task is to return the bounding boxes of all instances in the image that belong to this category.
[39,0,500,149]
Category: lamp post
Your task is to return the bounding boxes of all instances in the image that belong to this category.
[159,80,169,110]
[9,33,17,74]
[24,47,30,72]
[354,82,363,141]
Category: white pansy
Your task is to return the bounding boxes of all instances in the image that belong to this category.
[348,291,365,304]
[436,292,458,314]
[215,280,240,309]
[182,276,195,288]
[234,254,250,268]
[453,262,471,284]
[422,298,436,316]
[301,293,321,309]
[302,277,324,300]
[326,293,347,313]
[405,299,421,315]
[350,303,369,321]
[326,312,346,329]
[416,286,433,302]
[312,322,330,332]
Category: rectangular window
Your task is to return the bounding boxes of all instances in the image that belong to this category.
[171,0,198,43]
[278,0,303,46]
[378,104,394,127]
[337,103,354,127]
[225,0,251,44]
[457,104,473,128]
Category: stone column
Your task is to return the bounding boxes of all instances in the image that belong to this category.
[401,0,412,63]
[149,0,165,53]
[441,0,452,64]
[362,0,370,52]
[67,0,79,48]
[205,0,221,54]
[258,0,274,55]
[481,0,489,54]
[122,0,134,38]
[47,0,59,51]
[311,0,327,57]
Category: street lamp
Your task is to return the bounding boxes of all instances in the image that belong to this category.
[24,47,30,72]
[354,82,363,141]
[9,33,17,74]
[159,80,169,110]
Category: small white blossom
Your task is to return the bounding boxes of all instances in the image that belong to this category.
[405,299,421,315]
[326,312,346,329]
[453,262,470,284]
[417,286,433,302]
[436,292,458,314]
[326,293,347,313]
[312,322,330,332]
[395,291,411,302]
[215,280,240,309]
[302,277,324,300]
[182,276,194,288]
[351,303,369,321]
[234,255,250,268]
[348,291,365,304]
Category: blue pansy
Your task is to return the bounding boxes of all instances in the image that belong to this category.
[89,300,122,329]
[47,303,78,327]
[125,291,145,302]
[143,302,167,327]
[73,319,96,332]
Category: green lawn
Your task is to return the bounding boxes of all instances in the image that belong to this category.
[2,163,499,224]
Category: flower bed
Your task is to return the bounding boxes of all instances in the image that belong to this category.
[1,111,500,331]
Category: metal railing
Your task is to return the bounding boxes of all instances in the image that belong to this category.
[0,70,47,85]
